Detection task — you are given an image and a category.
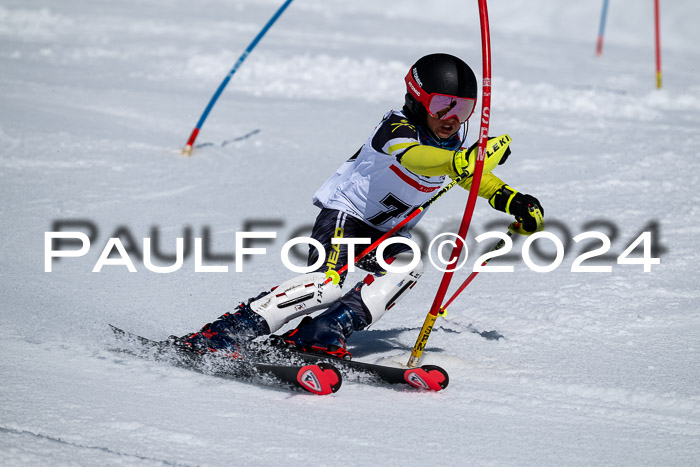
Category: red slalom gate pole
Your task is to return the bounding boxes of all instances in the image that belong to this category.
[654,0,662,88]
[322,173,470,286]
[407,0,492,368]
[440,229,513,314]
[438,222,527,316]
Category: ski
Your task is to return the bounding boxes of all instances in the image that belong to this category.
[256,342,449,392]
[109,325,342,395]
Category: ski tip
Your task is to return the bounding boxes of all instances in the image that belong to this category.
[403,365,449,391]
[296,363,342,395]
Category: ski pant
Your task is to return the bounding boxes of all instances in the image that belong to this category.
[181,208,423,349]
[307,208,422,325]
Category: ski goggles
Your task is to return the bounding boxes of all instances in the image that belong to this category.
[405,70,476,123]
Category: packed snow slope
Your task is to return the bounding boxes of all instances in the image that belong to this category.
[2,0,700,465]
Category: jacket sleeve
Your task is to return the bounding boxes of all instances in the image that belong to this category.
[399,144,507,199]
[458,173,506,199]
[397,144,459,177]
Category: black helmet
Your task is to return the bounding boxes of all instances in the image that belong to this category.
[403,53,478,127]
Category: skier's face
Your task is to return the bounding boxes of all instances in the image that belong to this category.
[426,114,461,139]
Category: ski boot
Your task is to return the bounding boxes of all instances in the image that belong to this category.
[170,301,271,356]
[276,301,369,360]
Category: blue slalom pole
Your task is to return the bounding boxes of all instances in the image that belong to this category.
[183,0,294,155]
[595,0,610,56]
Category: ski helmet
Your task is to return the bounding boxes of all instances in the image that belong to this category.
[404,53,478,126]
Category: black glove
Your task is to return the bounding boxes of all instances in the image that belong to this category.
[489,185,544,233]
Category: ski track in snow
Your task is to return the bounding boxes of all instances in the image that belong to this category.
[0,426,187,467]
[2,0,700,465]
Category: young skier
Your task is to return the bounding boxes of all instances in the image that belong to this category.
[173,53,544,359]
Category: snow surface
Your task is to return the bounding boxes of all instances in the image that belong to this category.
[2,0,700,465]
